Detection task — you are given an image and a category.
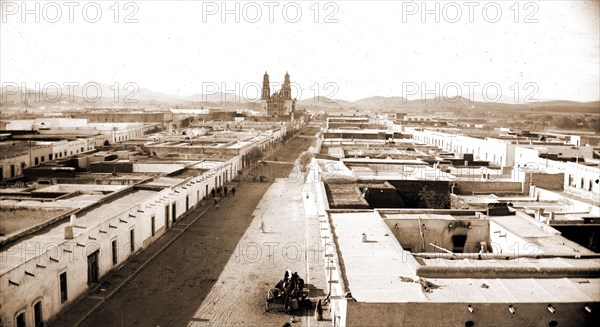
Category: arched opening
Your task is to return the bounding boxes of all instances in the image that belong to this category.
[452,235,467,253]
[103,140,110,146]
[465,321,475,327]
[548,321,558,327]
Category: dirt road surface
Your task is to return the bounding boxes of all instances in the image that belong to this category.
[74,130,327,327]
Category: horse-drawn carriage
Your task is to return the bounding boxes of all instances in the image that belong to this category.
[265,270,311,313]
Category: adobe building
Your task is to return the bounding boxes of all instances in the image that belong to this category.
[0,114,299,326]
[0,160,236,327]
[304,158,600,327]
[302,118,600,326]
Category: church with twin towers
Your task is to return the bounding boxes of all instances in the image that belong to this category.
[261,71,296,118]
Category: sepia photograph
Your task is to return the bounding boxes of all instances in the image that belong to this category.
[0,1,599,326]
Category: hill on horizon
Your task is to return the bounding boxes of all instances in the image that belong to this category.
[1,84,598,114]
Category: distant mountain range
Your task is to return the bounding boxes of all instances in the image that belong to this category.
[297,95,600,114]
[0,83,242,104]
[1,83,598,114]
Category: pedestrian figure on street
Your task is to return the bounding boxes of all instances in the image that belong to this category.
[260,221,266,233]
[315,299,323,321]
[231,187,236,196]
[224,186,228,196]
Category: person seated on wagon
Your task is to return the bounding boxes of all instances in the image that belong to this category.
[276,270,291,290]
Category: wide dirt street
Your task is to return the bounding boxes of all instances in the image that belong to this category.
[76,128,324,327]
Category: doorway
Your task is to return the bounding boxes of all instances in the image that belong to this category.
[452,235,467,253]
[87,250,99,285]
[34,301,43,327]
[172,202,177,223]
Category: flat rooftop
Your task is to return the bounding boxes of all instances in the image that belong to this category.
[0,207,73,237]
[0,141,49,159]
[325,183,370,209]
[329,211,600,304]
[143,177,185,188]
[326,128,387,134]
[0,189,157,275]
[0,184,128,237]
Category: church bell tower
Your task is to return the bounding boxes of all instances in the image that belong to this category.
[282,71,292,100]
[261,71,271,100]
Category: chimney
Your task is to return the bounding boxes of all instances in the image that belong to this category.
[70,214,77,226]
[64,226,74,239]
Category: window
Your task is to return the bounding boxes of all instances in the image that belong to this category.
[568,174,574,186]
[151,215,156,236]
[10,164,15,178]
[186,195,190,211]
[16,312,26,327]
[49,154,53,160]
[81,147,84,152]
[35,157,39,165]
[40,156,45,162]
[164,205,170,229]
[130,229,135,253]
[112,240,118,265]
[34,300,43,327]
[59,272,68,303]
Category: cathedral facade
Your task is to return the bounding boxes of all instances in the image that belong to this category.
[261,72,296,117]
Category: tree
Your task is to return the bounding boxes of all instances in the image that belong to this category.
[418,186,450,209]
[247,147,263,164]
[298,151,313,173]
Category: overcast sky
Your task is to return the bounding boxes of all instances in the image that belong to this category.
[1,0,598,102]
